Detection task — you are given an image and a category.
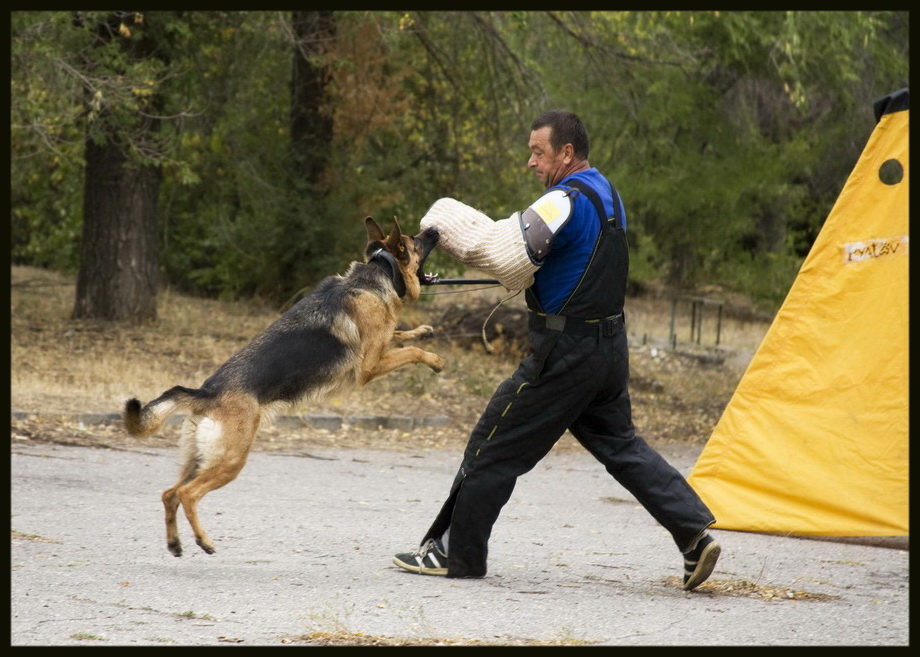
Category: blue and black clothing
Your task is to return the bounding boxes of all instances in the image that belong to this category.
[423,168,715,578]
[528,167,627,315]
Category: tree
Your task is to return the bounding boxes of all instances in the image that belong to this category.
[71,12,164,321]
[10,11,909,313]
[74,129,161,321]
[61,11,183,322]
[290,10,335,190]
[11,11,194,321]
[272,10,338,299]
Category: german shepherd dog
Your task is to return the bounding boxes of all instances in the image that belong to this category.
[124,217,442,557]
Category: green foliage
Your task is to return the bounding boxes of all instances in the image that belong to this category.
[528,10,907,307]
[10,10,909,311]
[715,250,805,310]
[10,154,84,272]
[11,13,86,271]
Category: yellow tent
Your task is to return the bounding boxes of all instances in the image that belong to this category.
[688,89,909,537]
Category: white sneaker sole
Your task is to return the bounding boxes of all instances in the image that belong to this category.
[683,541,721,591]
[392,555,447,576]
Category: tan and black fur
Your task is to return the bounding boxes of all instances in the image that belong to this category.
[124,217,442,557]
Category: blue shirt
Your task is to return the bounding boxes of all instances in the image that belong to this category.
[530,168,627,314]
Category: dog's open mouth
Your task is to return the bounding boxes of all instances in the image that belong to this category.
[415,226,440,285]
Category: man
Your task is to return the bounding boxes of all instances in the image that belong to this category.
[394,110,720,591]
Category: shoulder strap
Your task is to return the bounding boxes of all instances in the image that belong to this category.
[564,178,624,231]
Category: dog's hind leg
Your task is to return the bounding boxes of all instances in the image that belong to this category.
[176,459,250,554]
[162,462,197,557]
[162,419,205,557]
[176,395,260,555]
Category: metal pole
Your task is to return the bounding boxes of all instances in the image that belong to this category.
[716,303,723,346]
[669,298,677,346]
[690,300,698,343]
[696,300,703,345]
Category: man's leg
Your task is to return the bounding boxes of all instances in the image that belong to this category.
[571,394,715,552]
[398,334,598,577]
[569,332,718,588]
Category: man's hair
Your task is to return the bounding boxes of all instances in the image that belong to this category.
[531,109,589,160]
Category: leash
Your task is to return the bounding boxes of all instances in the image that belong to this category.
[479,289,522,353]
[418,272,518,352]
[418,272,502,297]
[420,273,500,286]
[419,287,501,297]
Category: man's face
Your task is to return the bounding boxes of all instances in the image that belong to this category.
[528,126,569,188]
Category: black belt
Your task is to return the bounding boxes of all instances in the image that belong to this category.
[528,311,624,337]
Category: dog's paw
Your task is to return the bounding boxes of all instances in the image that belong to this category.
[417,325,435,339]
[167,540,183,558]
[428,354,446,373]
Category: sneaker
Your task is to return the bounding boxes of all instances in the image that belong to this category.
[682,533,720,591]
[393,538,448,576]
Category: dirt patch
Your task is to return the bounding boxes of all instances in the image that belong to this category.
[664,576,840,602]
[280,631,593,646]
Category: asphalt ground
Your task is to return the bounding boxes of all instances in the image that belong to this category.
[10,439,909,646]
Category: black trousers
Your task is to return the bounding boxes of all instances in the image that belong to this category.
[422,324,715,578]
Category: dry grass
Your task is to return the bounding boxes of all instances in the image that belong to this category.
[10,265,493,419]
[281,631,593,646]
[664,576,840,602]
[10,265,770,452]
[12,267,277,415]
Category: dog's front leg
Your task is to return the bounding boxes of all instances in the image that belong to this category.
[392,325,435,343]
[358,346,445,385]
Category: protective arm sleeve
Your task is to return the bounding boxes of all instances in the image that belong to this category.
[419,197,539,291]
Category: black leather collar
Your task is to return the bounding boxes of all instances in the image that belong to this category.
[369,248,407,298]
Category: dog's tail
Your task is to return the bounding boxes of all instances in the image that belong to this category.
[123,385,213,437]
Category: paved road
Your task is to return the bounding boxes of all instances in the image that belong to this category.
[11,439,908,646]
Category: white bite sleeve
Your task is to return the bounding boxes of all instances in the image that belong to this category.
[420,198,539,291]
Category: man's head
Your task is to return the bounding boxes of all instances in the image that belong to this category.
[527,110,590,188]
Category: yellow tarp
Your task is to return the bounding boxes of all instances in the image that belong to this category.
[688,92,909,536]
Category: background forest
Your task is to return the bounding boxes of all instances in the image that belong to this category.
[10,11,910,318]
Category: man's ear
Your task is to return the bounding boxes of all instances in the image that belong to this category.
[365,216,385,242]
[562,142,575,164]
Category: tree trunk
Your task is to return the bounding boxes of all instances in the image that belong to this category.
[758,206,787,255]
[71,11,164,323]
[290,10,335,189]
[72,138,160,321]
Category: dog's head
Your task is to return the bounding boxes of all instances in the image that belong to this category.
[365,217,439,301]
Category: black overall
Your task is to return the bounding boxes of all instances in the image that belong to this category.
[423,176,715,578]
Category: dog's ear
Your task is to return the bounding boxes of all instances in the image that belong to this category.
[365,217,385,243]
[384,219,402,251]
